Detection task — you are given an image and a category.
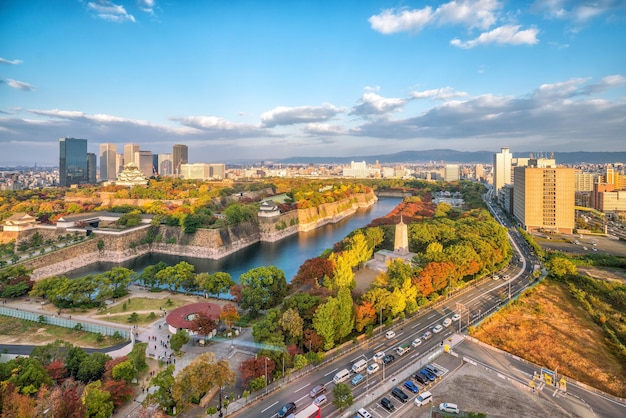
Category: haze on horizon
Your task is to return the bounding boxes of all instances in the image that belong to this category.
[1,0,625,165]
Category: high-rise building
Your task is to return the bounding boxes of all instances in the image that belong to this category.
[59,137,88,187]
[173,144,188,175]
[152,154,159,176]
[209,163,226,180]
[124,143,139,167]
[158,153,173,176]
[574,171,597,192]
[493,147,513,192]
[513,160,575,233]
[99,143,117,181]
[87,153,97,184]
[444,164,460,182]
[116,153,124,174]
[134,151,154,178]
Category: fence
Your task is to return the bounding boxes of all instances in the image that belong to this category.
[0,307,129,339]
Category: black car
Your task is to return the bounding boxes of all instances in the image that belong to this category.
[391,387,409,403]
[380,397,395,412]
[382,354,395,365]
[420,368,436,381]
[413,372,429,385]
[277,402,296,418]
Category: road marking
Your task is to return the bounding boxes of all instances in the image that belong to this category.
[294,383,310,393]
[324,367,338,377]
[352,354,366,363]
[261,401,278,413]
[296,394,310,403]
[372,342,384,351]
[426,313,437,319]
[411,322,422,329]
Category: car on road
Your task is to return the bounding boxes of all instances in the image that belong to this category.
[351,373,365,386]
[492,275,500,280]
[422,331,432,340]
[382,354,395,365]
[433,324,444,334]
[439,402,460,413]
[314,395,327,406]
[277,402,297,418]
[372,351,385,363]
[309,384,325,398]
[451,313,461,322]
[442,317,452,327]
[380,397,395,412]
[411,337,422,347]
[385,330,396,339]
[391,387,409,403]
[503,274,510,279]
[403,380,419,393]
[366,363,380,375]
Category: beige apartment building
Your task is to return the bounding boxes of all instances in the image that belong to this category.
[513,161,575,233]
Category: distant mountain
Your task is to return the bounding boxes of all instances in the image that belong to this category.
[274,149,626,165]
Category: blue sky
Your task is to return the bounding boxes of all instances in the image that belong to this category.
[1,0,625,165]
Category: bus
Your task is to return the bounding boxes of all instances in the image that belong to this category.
[293,403,321,418]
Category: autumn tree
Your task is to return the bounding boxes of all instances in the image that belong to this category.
[0,383,36,417]
[547,257,578,280]
[188,311,217,340]
[239,356,275,386]
[354,300,377,332]
[279,308,304,344]
[46,379,86,418]
[82,380,114,418]
[219,303,239,329]
[292,257,334,288]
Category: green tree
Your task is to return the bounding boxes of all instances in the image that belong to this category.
[170,329,190,352]
[196,271,235,297]
[1,357,53,395]
[293,354,308,370]
[279,308,304,344]
[77,352,110,383]
[239,266,287,317]
[82,380,114,418]
[313,297,339,350]
[335,288,355,343]
[111,360,136,383]
[147,365,176,414]
[156,261,195,292]
[548,257,578,280]
[332,382,354,411]
[103,267,133,298]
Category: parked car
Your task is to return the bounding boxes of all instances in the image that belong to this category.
[413,372,429,385]
[391,387,409,403]
[380,397,395,412]
[314,395,327,406]
[442,317,452,327]
[411,337,422,347]
[433,324,443,334]
[425,364,443,377]
[382,354,395,365]
[422,331,432,340]
[309,384,325,398]
[277,402,296,418]
[439,402,460,413]
[451,313,461,322]
[385,330,396,339]
[366,363,380,375]
[404,380,420,393]
[420,368,436,381]
[372,351,385,363]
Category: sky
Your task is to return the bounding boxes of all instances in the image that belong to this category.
[1,0,625,165]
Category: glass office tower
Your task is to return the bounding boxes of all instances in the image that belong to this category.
[59,137,88,187]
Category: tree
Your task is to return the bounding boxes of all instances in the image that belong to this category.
[292,257,334,288]
[239,356,274,386]
[170,329,190,352]
[146,365,176,414]
[252,308,284,345]
[103,267,133,298]
[355,300,376,332]
[0,384,36,417]
[548,257,578,280]
[1,357,53,395]
[196,272,235,297]
[47,379,87,418]
[65,346,88,379]
[279,308,304,344]
[188,311,216,340]
[219,303,239,329]
[327,252,355,290]
[111,359,136,383]
[156,261,196,292]
[313,297,339,350]
[76,352,110,383]
[82,380,114,418]
[239,266,287,316]
[335,288,355,342]
[293,354,308,370]
[139,261,168,288]
[332,382,354,411]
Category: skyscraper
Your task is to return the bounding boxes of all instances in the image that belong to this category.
[173,144,188,175]
[135,150,154,178]
[124,143,139,168]
[444,164,460,182]
[158,153,173,176]
[99,143,117,181]
[493,147,513,192]
[59,137,88,187]
[87,153,97,184]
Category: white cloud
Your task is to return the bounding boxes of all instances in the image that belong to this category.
[368,7,434,34]
[138,0,155,14]
[261,104,344,127]
[410,87,468,100]
[87,1,135,23]
[350,93,407,116]
[304,123,344,136]
[172,115,267,138]
[6,79,35,91]
[533,0,625,23]
[0,57,23,65]
[450,24,539,48]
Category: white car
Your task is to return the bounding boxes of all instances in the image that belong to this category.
[411,337,422,347]
[366,363,380,375]
[492,275,500,280]
[372,351,385,363]
[314,394,327,406]
[442,318,452,327]
[451,313,461,322]
[439,402,460,413]
[385,330,396,339]
[433,324,443,334]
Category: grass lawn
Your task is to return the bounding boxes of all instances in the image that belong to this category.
[471,279,626,398]
[0,316,124,348]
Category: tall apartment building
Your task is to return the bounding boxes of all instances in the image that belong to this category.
[158,153,173,176]
[493,147,513,192]
[99,143,117,181]
[444,164,460,182]
[574,171,597,192]
[134,151,154,178]
[124,143,139,167]
[513,160,575,233]
[59,137,89,187]
[173,144,188,175]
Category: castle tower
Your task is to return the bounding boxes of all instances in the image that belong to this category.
[394,216,409,255]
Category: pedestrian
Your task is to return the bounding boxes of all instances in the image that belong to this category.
[69,315,71,319]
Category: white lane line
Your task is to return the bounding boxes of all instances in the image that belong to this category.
[294,383,310,393]
[324,368,338,377]
[411,322,422,329]
[372,342,385,351]
[426,313,437,319]
[261,401,278,413]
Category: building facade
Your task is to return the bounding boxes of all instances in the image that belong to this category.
[99,143,117,181]
[59,137,88,187]
[444,164,460,182]
[513,163,575,233]
[124,144,139,167]
[173,144,188,175]
[493,147,513,192]
[87,152,97,184]
[134,150,154,178]
[158,153,173,176]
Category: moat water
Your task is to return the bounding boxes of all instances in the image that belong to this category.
[68,197,401,283]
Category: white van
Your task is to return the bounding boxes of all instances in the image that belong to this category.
[351,359,368,374]
[333,368,351,384]
[414,391,433,406]
[357,408,373,418]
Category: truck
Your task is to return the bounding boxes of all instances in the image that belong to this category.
[395,343,411,356]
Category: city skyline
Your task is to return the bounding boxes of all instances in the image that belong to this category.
[1,0,625,165]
